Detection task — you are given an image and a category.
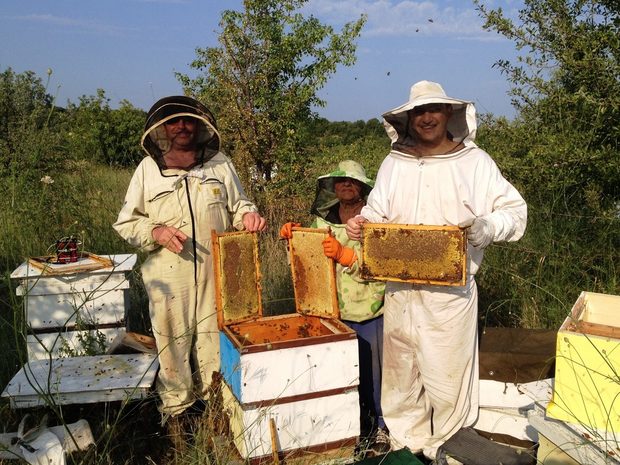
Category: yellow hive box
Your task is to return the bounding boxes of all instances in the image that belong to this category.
[547,291,620,433]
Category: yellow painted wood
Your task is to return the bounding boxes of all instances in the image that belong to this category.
[547,292,620,433]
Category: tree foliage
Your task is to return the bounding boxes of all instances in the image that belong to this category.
[64,90,145,167]
[474,1,620,326]
[176,0,366,196]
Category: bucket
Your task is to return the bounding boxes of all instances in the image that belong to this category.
[55,237,81,264]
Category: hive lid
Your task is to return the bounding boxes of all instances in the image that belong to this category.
[289,227,339,319]
[212,230,263,328]
[360,223,467,286]
[211,228,339,326]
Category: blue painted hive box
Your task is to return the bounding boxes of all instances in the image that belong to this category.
[211,228,360,459]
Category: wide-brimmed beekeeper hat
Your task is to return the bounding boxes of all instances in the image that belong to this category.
[382,80,478,146]
[141,95,221,165]
[310,160,374,219]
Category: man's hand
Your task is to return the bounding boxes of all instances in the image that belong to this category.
[464,217,495,248]
[322,236,357,267]
[345,215,367,242]
[242,212,267,232]
[152,226,187,254]
[279,222,301,240]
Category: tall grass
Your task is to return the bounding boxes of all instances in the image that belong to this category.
[0,155,617,464]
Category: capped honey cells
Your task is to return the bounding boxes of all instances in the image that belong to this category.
[360,223,467,286]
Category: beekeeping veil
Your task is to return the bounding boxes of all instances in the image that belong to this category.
[382,80,478,148]
[310,160,375,219]
[141,95,221,168]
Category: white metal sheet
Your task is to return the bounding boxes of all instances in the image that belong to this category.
[233,338,359,404]
[12,254,137,295]
[479,378,553,409]
[1,353,158,408]
[528,403,620,464]
[27,327,125,360]
[25,289,128,329]
[223,381,359,459]
[474,407,538,442]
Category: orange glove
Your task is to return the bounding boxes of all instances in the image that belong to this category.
[322,236,357,267]
[279,222,301,239]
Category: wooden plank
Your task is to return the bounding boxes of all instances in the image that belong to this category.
[24,289,127,329]
[360,223,467,286]
[12,254,136,279]
[529,403,620,465]
[479,378,553,409]
[16,273,129,297]
[27,327,124,360]
[221,335,358,404]
[474,407,538,442]
[27,252,114,275]
[222,381,359,459]
[1,354,158,408]
[12,254,137,295]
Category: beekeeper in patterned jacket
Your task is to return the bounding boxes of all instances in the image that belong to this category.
[280,160,388,456]
[113,96,266,420]
[345,81,528,463]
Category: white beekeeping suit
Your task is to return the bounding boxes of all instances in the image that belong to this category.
[359,81,527,460]
[113,96,258,417]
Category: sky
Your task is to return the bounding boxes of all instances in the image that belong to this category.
[0,0,524,122]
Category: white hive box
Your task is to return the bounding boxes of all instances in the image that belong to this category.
[2,353,158,408]
[11,253,137,359]
[546,291,620,433]
[212,229,360,460]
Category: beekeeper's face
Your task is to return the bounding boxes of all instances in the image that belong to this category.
[334,177,363,202]
[409,103,452,146]
[163,116,199,150]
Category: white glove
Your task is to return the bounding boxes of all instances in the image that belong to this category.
[467,217,495,248]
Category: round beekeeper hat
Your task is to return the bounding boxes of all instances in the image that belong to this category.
[382,80,477,146]
[141,95,221,164]
[310,160,374,219]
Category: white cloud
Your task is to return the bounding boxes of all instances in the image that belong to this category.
[8,14,135,36]
[305,0,516,39]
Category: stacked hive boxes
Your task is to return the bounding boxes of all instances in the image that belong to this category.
[212,229,360,460]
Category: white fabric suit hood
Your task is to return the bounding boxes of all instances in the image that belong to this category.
[382,80,478,149]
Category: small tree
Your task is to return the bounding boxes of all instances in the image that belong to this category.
[176,0,366,197]
[64,90,145,167]
[473,1,620,326]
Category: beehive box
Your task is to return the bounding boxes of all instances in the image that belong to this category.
[212,229,360,460]
[10,254,136,359]
[2,353,158,408]
[360,223,467,286]
[547,291,620,433]
[529,402,619,464]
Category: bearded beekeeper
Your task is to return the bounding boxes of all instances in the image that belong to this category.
[345,81,530,464]
[113,96,267,423]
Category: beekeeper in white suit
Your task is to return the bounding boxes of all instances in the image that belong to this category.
[113,96,266,425]
[346,81,530,464]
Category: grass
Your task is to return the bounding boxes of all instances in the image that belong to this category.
[0,159,618,464]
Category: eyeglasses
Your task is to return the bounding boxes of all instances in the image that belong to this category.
[164,116,196,125]
[410,103,447,115]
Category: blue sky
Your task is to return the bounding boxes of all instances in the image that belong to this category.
[1,0,523,121]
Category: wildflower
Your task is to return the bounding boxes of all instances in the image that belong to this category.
[40,175,54,185]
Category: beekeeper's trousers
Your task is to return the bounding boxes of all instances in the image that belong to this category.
[143,249,220,416]
[381,278,479,459]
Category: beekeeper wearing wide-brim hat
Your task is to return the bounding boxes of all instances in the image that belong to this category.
[382,80,477,150]
[310,159,374,220]
[114,95,264,419]
[345,81,527,462]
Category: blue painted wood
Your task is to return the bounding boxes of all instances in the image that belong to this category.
[220,332,242,399]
